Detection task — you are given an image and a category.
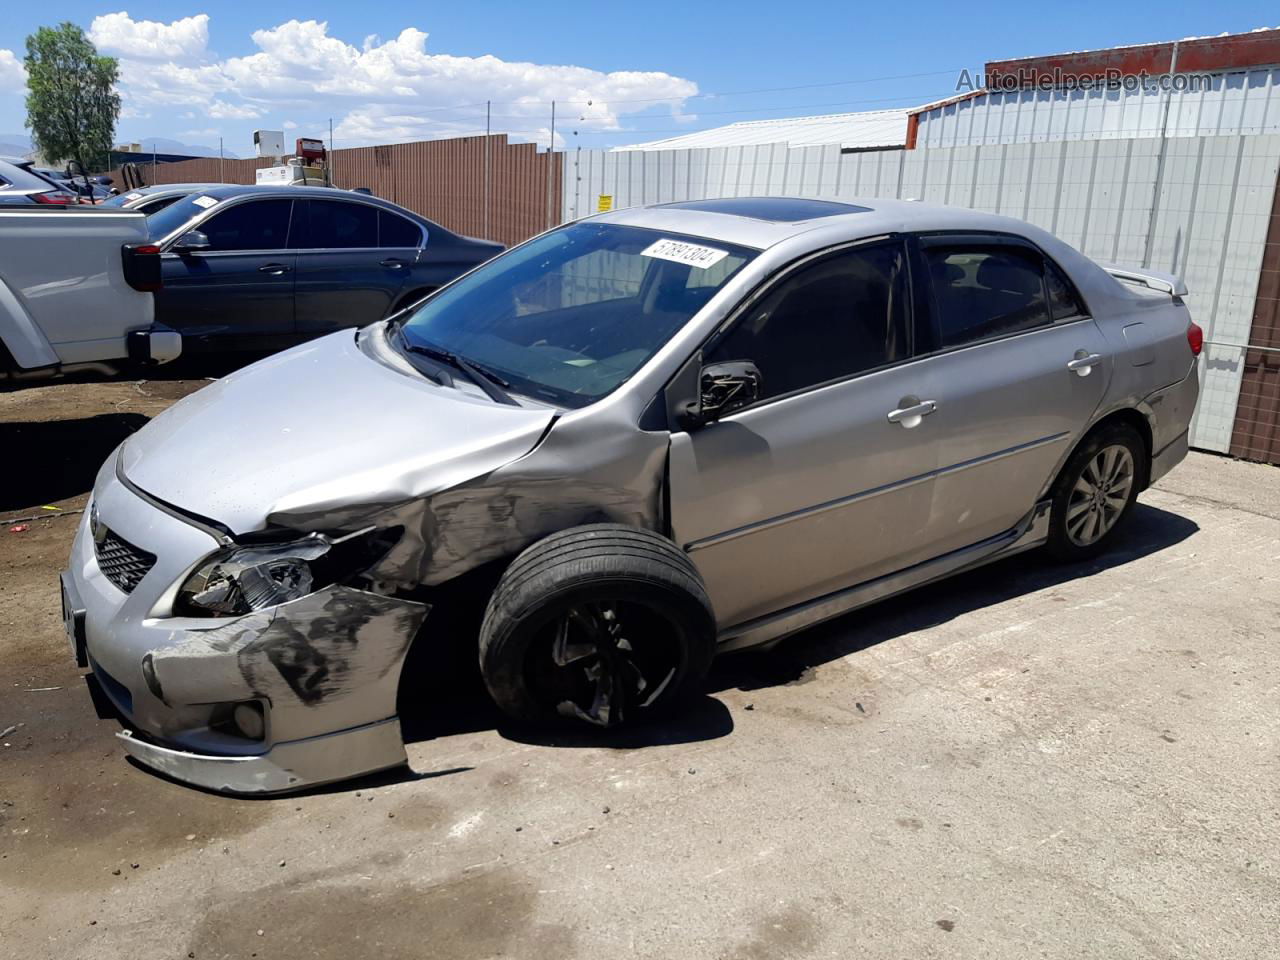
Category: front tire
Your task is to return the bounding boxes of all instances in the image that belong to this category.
[479,525,716,728]
[1046,422,1147,562]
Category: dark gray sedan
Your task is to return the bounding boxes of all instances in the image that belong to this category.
[145,185,503,351]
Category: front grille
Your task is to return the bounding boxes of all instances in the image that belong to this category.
[95,529,157,594]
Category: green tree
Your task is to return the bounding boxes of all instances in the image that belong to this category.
[24,23,120,196]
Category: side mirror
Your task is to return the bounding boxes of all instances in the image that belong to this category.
[172,230,210,253]
[683,360,762,427]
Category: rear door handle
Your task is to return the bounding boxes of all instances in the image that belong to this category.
[887,398,937,428]
[1067,352,1104,376]
[258,263,291,275]
[380,258,405,269]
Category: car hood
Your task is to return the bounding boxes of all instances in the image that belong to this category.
[119,331,557,534]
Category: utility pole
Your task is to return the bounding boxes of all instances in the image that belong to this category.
[484,100,491,240]
[546,100,556,231]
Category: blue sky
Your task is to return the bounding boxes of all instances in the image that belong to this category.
[1,2,1276,155]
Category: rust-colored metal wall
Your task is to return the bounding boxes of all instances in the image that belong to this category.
[109,134,562,247]
[1229,174,1280,464]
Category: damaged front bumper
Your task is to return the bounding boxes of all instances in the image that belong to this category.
[65,457,428,795]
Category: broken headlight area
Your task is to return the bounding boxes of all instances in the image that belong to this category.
[175,528,401,617]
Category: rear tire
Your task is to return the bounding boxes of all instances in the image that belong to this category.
[1046,422,1147,562]
[479,524,716,728]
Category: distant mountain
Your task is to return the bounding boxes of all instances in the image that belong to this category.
[0,133,33,158]
[0,133,240,162]
[127,137,240,159]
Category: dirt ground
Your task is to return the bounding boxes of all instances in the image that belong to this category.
[2,376,1277,960]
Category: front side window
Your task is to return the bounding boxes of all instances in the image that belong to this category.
[924,245,1050,348]
[398,223,756,407]
[706,241,910,401]
[198,199,293,251]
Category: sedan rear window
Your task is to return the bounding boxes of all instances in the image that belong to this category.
[925,247,1051,348]
[296,199,379,249]
[398,223,756,407]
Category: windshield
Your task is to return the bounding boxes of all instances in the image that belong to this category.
[144,192,213,239]
[100,191,138,207]
[397,222,756,408]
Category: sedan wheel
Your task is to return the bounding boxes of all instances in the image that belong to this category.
[1047,423,1147,562]
[479,525,716,728]
[1065,444,1135,547]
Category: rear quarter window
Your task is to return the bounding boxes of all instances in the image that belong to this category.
[379,209,423,247]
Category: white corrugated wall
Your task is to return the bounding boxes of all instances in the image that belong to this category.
[914,69,1280,148]
[563,134,1280,453]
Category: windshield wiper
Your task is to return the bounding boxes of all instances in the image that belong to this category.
[398,335,518,405]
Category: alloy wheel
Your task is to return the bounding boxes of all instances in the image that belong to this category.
[1065,443,1135,546]
[529,600,681,727]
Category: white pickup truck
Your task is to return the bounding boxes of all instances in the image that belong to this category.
[1,206,181,381]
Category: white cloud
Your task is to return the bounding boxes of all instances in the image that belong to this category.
[89,12,210,63]
[98,16,697,148]
[209,100,261,120]
[0,48,25,87]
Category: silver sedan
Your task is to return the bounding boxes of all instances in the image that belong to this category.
[62,196,1200,793]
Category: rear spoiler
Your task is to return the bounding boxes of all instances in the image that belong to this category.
[1099,262,1188,298]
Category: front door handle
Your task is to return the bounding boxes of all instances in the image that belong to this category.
[1067,352,1104,376]
[887,397,937,428]
[258,263,291,275]
[380,258,405,269]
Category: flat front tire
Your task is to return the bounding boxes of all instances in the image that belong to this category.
[479,524,716,728]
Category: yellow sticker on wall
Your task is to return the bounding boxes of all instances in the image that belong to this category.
[597,194,613,212]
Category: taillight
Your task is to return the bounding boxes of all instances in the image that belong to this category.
[32,190,74,204]
[1187,321,1204,357]
[121,242,163,292]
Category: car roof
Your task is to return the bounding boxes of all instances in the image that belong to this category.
[595,197,1057,251]
[190,183,429,219]
[127,182,226,195]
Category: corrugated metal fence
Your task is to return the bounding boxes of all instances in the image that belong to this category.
[111,134,561,248]
[564,135,1280,455]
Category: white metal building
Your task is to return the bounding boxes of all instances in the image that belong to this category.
[613,109,911,152]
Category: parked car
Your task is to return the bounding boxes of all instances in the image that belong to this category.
[62,197,1200,793]
[0,156,79,205]
[102,183,227,215]
[1,205,179,379]
[139,185,503,351]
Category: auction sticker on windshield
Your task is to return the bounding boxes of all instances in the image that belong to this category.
[641,238,729,269]
[192,196,218,209]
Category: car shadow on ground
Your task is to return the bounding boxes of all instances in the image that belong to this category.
[0,413,150,512]
[400,501,1197,758]
[707,502,1200,692]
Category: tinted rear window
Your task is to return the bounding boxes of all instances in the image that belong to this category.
[295,199,379,248]
[380,209,422,247]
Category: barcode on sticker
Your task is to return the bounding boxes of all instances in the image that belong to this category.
[641,238,729,269]
[192,195,218,209]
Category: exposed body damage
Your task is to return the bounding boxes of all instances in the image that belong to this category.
[121,584,428,794]
[363,419,670,590]
[63,197,1199,794]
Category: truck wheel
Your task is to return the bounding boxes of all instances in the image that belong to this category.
[479,524,716,728]
[1046,422,1147,562]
